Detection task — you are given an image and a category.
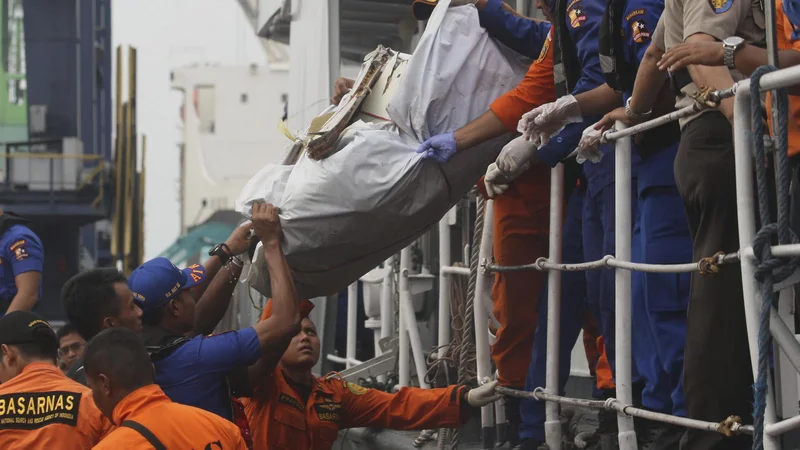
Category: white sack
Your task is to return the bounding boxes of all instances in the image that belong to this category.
[236,2,527,299]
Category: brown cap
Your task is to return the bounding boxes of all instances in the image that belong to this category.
[412,0,439,20]
[260,299,315,322]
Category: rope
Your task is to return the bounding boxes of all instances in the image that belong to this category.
[452,192,484,450]
[749,65,798,450]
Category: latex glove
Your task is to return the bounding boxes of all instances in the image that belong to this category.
[417,132,457,163]
[575,123,606,164]
[496,135,537,175]
[484,163,514,198]
[518,95,583,146]
[467,379,500,407]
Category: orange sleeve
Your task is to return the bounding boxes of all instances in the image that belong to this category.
[339,382,467,430]
[259,299,315,321]
[490,29,556,132]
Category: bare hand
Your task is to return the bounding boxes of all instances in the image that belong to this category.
[224,220,255,255]
[252,203,282,248]
[658,42,724,72]
[331,78,355,105]
[594,106,632,132]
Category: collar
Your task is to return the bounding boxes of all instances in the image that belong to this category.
[111,384,171,426]
[279,368,336,396]
[140,324,185,348]
[19,362,62,379]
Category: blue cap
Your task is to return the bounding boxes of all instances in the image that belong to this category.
[128,257,206,314]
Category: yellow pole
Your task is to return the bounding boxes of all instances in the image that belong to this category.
[111,45,124,264]
[139,135,146,267]
[123,46,137,274]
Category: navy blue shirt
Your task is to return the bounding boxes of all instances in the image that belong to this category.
[153,326,261,420]
[478,0,551,59]
[0,224,43,313]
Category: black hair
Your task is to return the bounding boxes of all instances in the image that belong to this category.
[12,328,59,364]
[61,268,128,341]
[83,328,153,391]
[55,323,79,343]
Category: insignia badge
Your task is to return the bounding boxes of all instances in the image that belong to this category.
[709,0,733,14]
[535,34,552,64]
[631,19,651,43]
[568,3,587,28]
[13,246,28,261]
[346,382,368,396]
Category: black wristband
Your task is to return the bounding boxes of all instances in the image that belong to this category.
[209,243,232,265]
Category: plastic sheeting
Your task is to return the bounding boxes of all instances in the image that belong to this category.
[237,1,527,299]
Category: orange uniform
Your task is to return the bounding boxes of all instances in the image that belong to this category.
[92,384,246,450]
[243,368,467,450]
[769,0,800,156]
[0,363,112,449]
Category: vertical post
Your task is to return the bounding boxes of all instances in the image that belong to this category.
[327,0,341,95]
[111,45,123,264]
[399,246,411,387]
[400,273,431,390]
[475,200,496,449]
[139,135,146,266]
[438,212,453,358]
[544,164,564,450]
[733,85,780,450]
[614,123,637,449]
[346,282,358,369]
[380,255,395,344]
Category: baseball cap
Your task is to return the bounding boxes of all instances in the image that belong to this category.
[128,257,206,314]
[259,299,315,322]
[0,311,56,347]
[412,0,438,20]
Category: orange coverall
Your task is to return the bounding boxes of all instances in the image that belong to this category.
[92,384,246,449]
[243,368,467,450]
[0,363,112,449]
[483,29,605,386]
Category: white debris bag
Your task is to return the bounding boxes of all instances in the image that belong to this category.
[236,1,527,299]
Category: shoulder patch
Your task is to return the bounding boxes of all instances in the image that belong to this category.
[625,8,645,21]
[345,382,368,396]
[278,393,305,413]
[9,240,29,261]
[567,2,587,28]
[709,0,733,14]
[535,35,552,63]
[631,18,652,43]
[0,391,82,430]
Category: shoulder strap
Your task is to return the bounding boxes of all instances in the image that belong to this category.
[553,0,582,96]
[599,0,636,92]
[122,420,168,450]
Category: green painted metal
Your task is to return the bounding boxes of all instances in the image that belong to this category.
[157,221,236,267]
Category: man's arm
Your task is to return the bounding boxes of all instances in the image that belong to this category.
[573,84,623,117]
[683,34,736,122]
[453,111,509,151]
[475,0,551,59]
[191,221,255,336]
[6,233,43,313]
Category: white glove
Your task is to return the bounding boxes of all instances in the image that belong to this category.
[496,135,538,175]
[484,163,513,198]
[467,378,501,407]
[518,95,583,146]
[576,124,606,164]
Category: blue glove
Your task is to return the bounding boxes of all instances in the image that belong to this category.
[416,132,457,163]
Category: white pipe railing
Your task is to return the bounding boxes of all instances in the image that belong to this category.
[474,200,496,446]
[399,247,411,387]
[544,163,565,449]
[347,282,358,369]
[438,214,453,359]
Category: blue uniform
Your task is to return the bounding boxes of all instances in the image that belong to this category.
[519,185,588,442]
[0,224,44,314]
[620,0,691,417]
[152,326,261,420]
[478,0,551,59]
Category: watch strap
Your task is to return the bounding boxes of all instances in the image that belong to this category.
[209,243,232,265]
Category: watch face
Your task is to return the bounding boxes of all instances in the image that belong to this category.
[725,36,745,46]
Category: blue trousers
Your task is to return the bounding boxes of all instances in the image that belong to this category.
[519,186,588,442]
[582,180,640,382]
[631,185,691,416]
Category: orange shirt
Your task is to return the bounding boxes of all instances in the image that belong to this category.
[770,0,800,156]
[0,362,112,449]
[92,384,246,450]
[243,368,467,450]
[489,29,556,133]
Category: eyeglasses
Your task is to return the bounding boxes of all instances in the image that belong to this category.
[57,341,85,357]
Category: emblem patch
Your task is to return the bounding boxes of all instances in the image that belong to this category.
[709,0,733,14]
[346,382,368,396]
[568,2,587,28]
[0,391,81,430]
[314,401,342,422]
[535,34,552,64]
[631,19,651,43]
[9,240,28,261]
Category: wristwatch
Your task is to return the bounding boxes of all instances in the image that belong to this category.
[723,36,745,70]
[209,243,232,265]
[625,97,652,120]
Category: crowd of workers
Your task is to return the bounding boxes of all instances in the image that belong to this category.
[0,0,798,447]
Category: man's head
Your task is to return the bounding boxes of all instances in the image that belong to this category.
[56,323,86,373]
[127,258,206,334]
[0,311,59,383]
[280,317,321,371]
[61,268,142,341]
[536,0,556,23]
[83,328,154,421]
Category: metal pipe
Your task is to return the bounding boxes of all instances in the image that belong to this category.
[399,247,411,387]
[474,200,496,448]
[326,354,364,366]
[544,164,565,449]
[613,124,637,449]
[347,282,358,369]
[496,387,754,436]
[400,266,432,390]
[765,413,800,436]
[380,256,394,344]
[602,103,707,144]
[438,215,452,359]
[733,84,781,450]
[442,265,471,276]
